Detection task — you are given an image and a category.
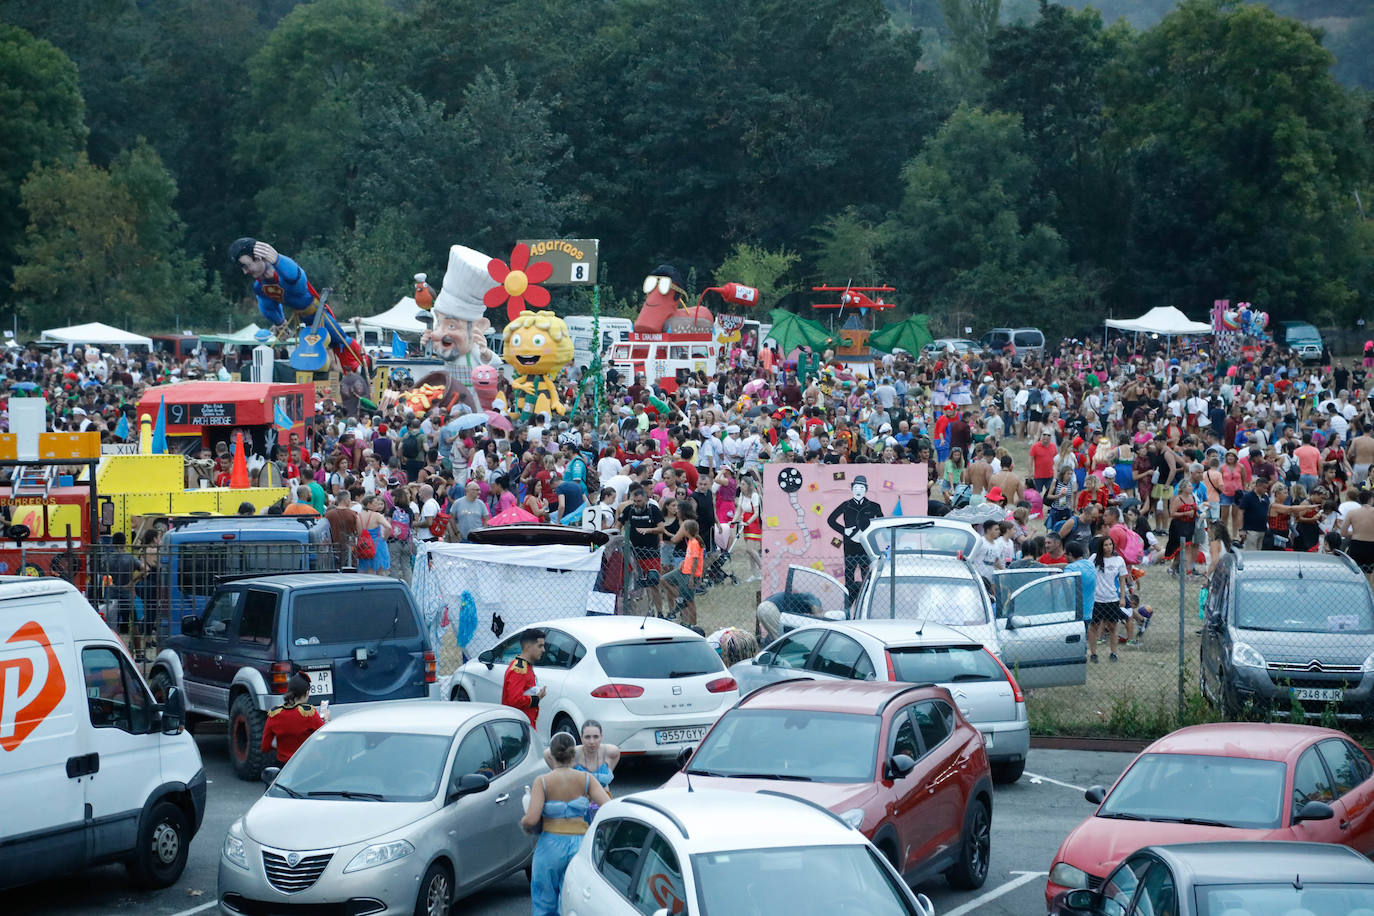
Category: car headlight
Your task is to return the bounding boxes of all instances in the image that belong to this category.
[222,822,248,870]
[344,839,415,873]
[839,808,865,829]
[1363,652,1374,673]
[1232,642,1266,669]
[1049,861,1089,889]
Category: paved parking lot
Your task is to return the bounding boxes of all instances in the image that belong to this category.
[6,727,1135,916]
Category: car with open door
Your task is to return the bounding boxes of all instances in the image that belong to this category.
[762,564,851,634]
[850,518,1086,688]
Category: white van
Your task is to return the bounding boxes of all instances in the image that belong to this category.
[564,315,633,372]
[0,578,205,890]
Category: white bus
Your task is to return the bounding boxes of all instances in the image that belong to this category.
[563,315,634,372]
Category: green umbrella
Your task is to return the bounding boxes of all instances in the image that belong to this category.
[869,314,934,355]
[766,308,833,354]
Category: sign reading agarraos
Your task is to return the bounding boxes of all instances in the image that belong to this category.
[760,463,928,605]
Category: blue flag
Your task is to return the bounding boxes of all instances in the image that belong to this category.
[152,396,168,455]
[892,497,904,517]
[273,400,293,432]
[391,332,406,358]
[114,413,129,441]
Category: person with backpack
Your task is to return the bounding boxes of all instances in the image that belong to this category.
[400,418,425,481]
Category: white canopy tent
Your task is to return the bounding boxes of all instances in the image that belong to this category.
[40,321,152,349]
[1104,306,1212,336]
[200,323,266,346]
[351,297,428,336]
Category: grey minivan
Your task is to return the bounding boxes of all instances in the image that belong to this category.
[980,327,1045,363]
[1200,551,1374,720]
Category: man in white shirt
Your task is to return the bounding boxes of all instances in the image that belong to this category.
[697,433,725,473]
[969,522,1003,580]
[417,484,442,542]
[597,450,623,483]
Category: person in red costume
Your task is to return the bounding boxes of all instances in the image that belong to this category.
[502,629,547,727]
[634,265,713,333]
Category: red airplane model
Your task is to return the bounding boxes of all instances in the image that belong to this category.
[811,284,897,310]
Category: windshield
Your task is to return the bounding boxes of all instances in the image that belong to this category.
[1099,753,1285,829]
[272,731,452,802]
[694,844,915,916]
[1198,884,1374,915]
[864,577,988,627]
[687,709,878,782]
[596,639,723,679]
[888,645,1002,684]
[1235,579,1374,633]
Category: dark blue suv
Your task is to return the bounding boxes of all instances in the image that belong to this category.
[149,573,438,779]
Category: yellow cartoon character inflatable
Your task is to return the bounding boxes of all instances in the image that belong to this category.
[503,310,574,421]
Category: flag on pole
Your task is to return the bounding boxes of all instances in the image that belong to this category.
[273,400,293,432]
[391,332,406,358]
[151,396,168,455]
[114,413,130,440]
[892,497,904,517]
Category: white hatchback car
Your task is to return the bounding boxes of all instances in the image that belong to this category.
[560,788,936,916]
[448,617,739,757]
[731,619,1030,783]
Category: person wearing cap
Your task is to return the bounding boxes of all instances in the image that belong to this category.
[826,476,885,606]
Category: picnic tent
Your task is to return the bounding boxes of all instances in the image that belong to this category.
[352,297,428,336]
[1104,306,1212,337]
[40,321,153,349]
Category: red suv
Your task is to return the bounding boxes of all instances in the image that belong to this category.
[665,679,994,889]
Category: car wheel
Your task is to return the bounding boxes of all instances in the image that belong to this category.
[991,759,1025,784]
[148,668,173,704]
[552,714,578,741]
[228,694,267,781]
[451,685,470,702]
[414,860,453,916]
[125,800,190,888]
[946,798,990,890]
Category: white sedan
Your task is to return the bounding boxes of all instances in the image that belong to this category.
[561,788,936,916]
[447,617,739,757]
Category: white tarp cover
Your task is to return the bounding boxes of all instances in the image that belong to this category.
[1104,306,1212,336]
[200,323,265,345]
[352,297,428,335]
[412,541,606,670]
[40,321,153,348]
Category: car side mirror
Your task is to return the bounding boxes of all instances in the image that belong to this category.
[1205,613,1223,631]
[1007,614,1031,630]
[478,649,494,670]
[181,615,201,636]
[653,909,670,916]
[676,746,695,770]
[1085,785,1106,805]
[448,772,490,803]
[1061,888,1097,913]
[261,766,281,786]
[822,610,847,621]
[755,652,774,667]
[1294,800,1334,823]
[913,893,935,916]
[160,687,185,735]
[887,753,916,780]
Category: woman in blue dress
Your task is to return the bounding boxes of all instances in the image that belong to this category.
[544,719,621,792]
[355,494,392,575]
[522,733,611,916]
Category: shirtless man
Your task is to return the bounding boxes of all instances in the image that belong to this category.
[966,446,994,497]
[1341,490,1374,580]
[990,455,1024,507]
[1349,423,1374,485]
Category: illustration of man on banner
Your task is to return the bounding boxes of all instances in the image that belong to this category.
[826,475,885,606]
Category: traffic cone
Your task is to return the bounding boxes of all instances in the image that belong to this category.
[229,431,250,489]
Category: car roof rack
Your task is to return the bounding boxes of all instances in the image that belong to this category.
[622,797,690,839]
[738,676,815,706]
[756,790,851,829]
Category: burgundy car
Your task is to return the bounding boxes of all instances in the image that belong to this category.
[665,679,994,889]
[1047,722,1374,911]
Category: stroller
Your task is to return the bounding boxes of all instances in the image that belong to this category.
[700,543,739,590]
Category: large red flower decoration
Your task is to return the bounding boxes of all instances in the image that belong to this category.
[485,244,553,321]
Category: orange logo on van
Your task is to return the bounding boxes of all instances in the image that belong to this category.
[0,621,66,752]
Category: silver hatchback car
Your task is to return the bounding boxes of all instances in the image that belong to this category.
[732,620,1030,783]
[218,702,546,916]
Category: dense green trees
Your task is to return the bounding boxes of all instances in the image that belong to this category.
[0,0,1371,338]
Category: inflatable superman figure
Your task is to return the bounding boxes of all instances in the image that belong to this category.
[230,237,365,372]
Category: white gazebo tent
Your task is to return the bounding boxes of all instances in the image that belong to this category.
[1104,306,1212,356]
[351,297,428,336]
[40,321,153,349]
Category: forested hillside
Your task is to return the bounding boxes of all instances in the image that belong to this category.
[1,0,1370,338]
